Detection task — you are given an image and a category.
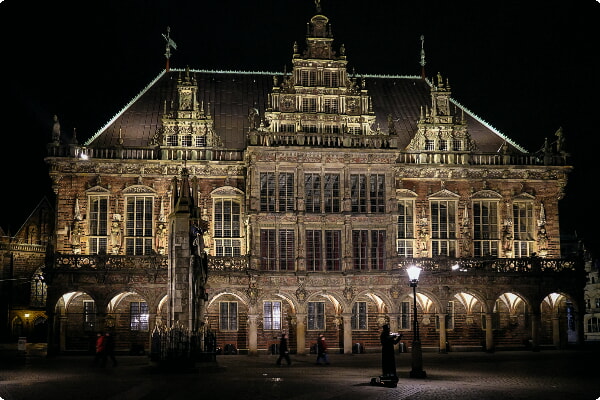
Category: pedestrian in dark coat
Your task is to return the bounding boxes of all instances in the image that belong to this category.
[101,332,118,367]
[276,333,291,366]
[316,334,330,365]
[94,332,105,366]
[380,324,402,379]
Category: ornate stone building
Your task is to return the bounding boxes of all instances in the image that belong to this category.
[39,8,584,356]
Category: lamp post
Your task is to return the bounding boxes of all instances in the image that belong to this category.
[407,265,426,378]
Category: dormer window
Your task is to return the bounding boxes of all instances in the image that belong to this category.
[181,135,192,147]
[167,135,177,146]
[452,139,462,151]
[300,70,317,86]
[195,136,206,146]
[425,139,435,151]
[439,140,448,151]
[323,71,339,87]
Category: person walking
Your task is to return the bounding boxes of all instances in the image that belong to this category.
[101,332,118,367]
[276,333,291,366]
[380,324,402,383]
[94,332,105,366]
[315,334,330,365]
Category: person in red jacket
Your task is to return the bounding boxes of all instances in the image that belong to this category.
[316,334,330,365]
[94,332,105,366]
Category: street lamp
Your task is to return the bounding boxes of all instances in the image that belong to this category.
[407,265,427,378]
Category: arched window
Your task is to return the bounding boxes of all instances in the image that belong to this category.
[30,268,47,307]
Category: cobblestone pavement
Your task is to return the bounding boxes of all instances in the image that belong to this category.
[1,347,599,400]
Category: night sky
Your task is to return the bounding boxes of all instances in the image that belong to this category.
[1,0,598,255]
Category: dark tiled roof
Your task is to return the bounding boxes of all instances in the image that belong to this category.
[85,69,525,154]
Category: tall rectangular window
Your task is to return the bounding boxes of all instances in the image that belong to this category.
[305,173,321,213]
[351,301,367,330]
[130,301,149,331]
[369,174,385,213]
[302,97,317,112]
[400,301,410,330]
[214,198,242,256]
[306,230,322,272]
[324,230,341,271]
[219,301,238,331]
[300,70,316,86]
[279,173,294,212]
[324,174,340,213]
[473,200,499,257]
[88,196,109,254]
[260,229,277,270]
[513,202,534,257]
[279,229,295,271]
[397,200,414,257]
[352,230,368,270]
[125,196,154,255]
[260,228,295,270]
[324,98,339,113]
[430,200,457,256]
[263,301,282,330]
[370,230,386,270]
[323,71,339,87]
[306,230,340,271]
[260,172,276,212]
[83,300,96,332]
[308,301,325,330]
[350,174,367,213]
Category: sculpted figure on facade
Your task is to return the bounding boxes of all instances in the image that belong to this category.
[110,214,122,254]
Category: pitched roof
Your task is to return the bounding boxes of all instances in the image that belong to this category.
[85,69,526,154]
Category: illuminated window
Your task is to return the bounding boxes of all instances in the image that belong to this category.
[305,173,321,213]
[263,301,282,330]
[30,269,46,307]
[399,301,410,330]
[130,301,149,331]
[587,317,600,333]
[306,229,341,271]
[397,200,415,257]
[214,199,242,257]
[430,200,457,257]
[473,200,499,257]
[513,201,534,257]
[351,302,367,330]
[125,196,154,255]
[259,229,295,271]
[83,300,96,332]
[352,230,386,270]
[88,195,109,254]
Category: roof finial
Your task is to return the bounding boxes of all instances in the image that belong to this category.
[162,26,178,72]
[315,0,322,13]
[420,35,426,80]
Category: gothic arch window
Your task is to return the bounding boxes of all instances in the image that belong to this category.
[30,268,46,307]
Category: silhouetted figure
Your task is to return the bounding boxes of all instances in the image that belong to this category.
[276,333,291,366]
[380,324,402,381]
[316,334,330,365]
[101,332,118,367]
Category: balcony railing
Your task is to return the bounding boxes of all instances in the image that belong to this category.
[46,254,579,275]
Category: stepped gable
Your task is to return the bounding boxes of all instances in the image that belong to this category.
[85,70,518,154]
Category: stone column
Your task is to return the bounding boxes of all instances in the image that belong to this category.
[437,313,447,353]
[295,313,307,355]
[248,314,259,356]
[343,313,353,354]
[552,315,560,349]
[485,313,494,352]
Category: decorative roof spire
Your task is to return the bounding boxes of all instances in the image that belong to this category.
[162,26,177,72]
[315,0,322,13]
[420,35,426,79]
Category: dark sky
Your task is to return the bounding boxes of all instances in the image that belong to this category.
[1,0,598,255]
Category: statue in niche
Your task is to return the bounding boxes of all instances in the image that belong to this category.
[110,214,122,254]
[156,221,167,255]
[71,219,84,254]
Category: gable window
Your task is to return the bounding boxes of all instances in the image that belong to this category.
[473,200,499,257]
[430,200,457,257]
[125,195,154,255]
[425,139,435,151]
[513,201,534,257]
[219,301,238,331]
[351,301,367,330]
[397,200,415,257]
[323,71,339,87]
[214,198,242,257]
[300,70,316,87]
[263,301,282,330]
[88,195,109,254]
[308,301,325,330]
[130,301,149,331]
